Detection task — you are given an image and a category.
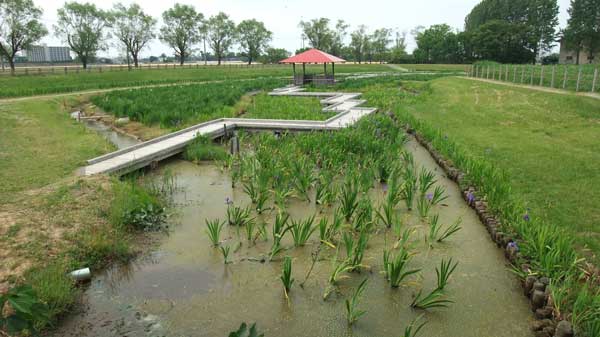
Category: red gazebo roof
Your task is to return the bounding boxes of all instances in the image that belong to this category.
[280,48,345,64]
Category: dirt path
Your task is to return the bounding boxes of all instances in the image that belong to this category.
[387,64,410,72]
[462,76,600,100]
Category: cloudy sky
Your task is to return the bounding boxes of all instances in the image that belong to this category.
[35,0,572,58]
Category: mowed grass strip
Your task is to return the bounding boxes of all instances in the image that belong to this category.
[0,64,395,98]
[397,77,600,255]
[0,98,114,202]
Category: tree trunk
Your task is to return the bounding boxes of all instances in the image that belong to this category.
[247,57,252,65]
[217,53,221,66]
[82,57,88,69]
[8,57,15,75]
[133,52,139,68]
[576,49,580,65]
[180,54,184,66]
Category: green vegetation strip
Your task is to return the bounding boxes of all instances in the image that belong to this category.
[91,78,285,128]
[0,64,395,99]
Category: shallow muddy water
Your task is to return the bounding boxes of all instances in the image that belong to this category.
[53,131,533,337]
[83,119,140,150]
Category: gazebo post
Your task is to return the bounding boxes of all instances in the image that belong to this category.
[324,62,327,76]
[332,62,335,81]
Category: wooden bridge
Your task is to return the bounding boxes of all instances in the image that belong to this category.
[81,86,377,176]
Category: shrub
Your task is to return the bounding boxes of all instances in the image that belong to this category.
[109,179,167,232]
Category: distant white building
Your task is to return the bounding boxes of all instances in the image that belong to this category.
[26,45,72,63]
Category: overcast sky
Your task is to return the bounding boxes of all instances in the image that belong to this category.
[35,0,572,58]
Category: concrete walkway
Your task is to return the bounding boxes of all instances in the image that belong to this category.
[81,86,377,176]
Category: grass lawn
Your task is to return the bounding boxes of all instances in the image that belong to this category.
[241,93,333,120]
[396,77,600,256]
[0,64,395,98]
[0,97,114,201]
[394,64,471,72]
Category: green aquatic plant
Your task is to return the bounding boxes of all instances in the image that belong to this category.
[243,179,259,204]
[205,219,225,246]
[227,205,253,226]
[244,220,256,242]
[427,214,462,245]
[323,256,354,300]
[292,160,314,202]
[345,278,369,325]
[343,230,370,271]
[273,183,293,209]
[410,288,453,310]
[354,197,374,232]
[339,179,360,222]
[228,322,264,337]
[290,215,317,247]
[280,256,294,297]
[400,168,417,211]
[417,187,447,219]
[269,213,291,260]
[418,167,436,196]
[376,199,396,228]
[402,315,427,337]
[220,245,231,264]
[436,258,458,290]
[315,171,336,205]
[384,248,421,288]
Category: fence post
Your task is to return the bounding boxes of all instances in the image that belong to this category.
[563,67,568,89]
[487,65,490,79]
[592,68,598,92]
[550,65,556,88]
[521,66,525,83]
[530,66,534,85]
[505,65,508,81]
[513,66,517,82]
[539,66,544,86]
[576,67,582,92]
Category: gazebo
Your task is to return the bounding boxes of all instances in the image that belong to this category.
[280,48,345,86]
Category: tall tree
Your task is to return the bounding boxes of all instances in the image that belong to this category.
[350,25,369,64]
[55,2,109,69]
[330,20,349,56]
[259,47,290,64]
[527,0,559,59]
[0,0,47,73]
[110,3,156,68]
[564,0,600,64]
[237,19,271,65]
[159,3,203,65]
[206,12,236,65]
[413,24,463,63]
[370,28,392,62]
[298,18,334,51]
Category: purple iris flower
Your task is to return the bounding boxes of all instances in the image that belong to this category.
[426,193,433,201]
[225,197,233,205]
[382,183,388,193]
[523,212,530,222]
[467,191,475,204]
[507,241,519,251]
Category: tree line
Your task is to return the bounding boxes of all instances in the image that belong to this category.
[414,0,600,65]
[0,0,275,71]
[297,18,408,64]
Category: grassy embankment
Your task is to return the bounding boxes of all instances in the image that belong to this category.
[0,97,167,333]
[0,64,394,99]
[336,75,599,336]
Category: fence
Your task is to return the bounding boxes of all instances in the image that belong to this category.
[469,64,599,93]
[0,62,290,77]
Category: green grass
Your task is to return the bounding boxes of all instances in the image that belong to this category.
[183,135,230,162]
[396,77,600,254]
[0,64,396,98]
[242,93,332,120]
[0,98,114,201]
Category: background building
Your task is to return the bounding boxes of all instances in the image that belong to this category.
[26,45,72,63]
[559,39,598,64]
